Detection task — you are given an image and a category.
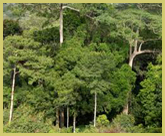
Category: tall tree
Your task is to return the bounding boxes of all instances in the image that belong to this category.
[74,51,115,127]
[3,35,53,124]
[138,55,162,127]
[112,9,162,114]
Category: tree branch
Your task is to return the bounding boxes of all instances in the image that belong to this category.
[62,6,80,12]
[144,38,161,42]
[62,6,93,19]
[136,49,160,56]
[138,41,144,52]
[138,38,161,43]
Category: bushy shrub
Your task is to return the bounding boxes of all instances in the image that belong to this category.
[3,86,11,109]
[110,113,135,132]
[126,124,145,133]
[97,114,110,127]
[3,108,9,125]
[3,104,53,133]
[145,127,162,133]
[48,126,60,133]
[59,127,73,133]
[81,124,98,133]
[128,126,162,133]
[126,125,162,133]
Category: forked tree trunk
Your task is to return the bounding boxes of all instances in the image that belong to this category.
[123,50,134,115]
[122,37,157,114]
[59,3,63,46]
[73,113,76,133]
[67,106,69,128]
[94,91,97,127]
[128,55,134,68]
[9,67,16,124]
[56,108,59,128]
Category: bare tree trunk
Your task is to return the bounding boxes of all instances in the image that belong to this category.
[122,100,129,114]
[56,108,59,128]
[9,67,16,124]
[67,106,69,128]
[94,91,97,127]
[122,55,134,114]
[122,28,160,115]
[73,113,76,133]
[59,3,63,46]
[60,108,64,128]
[123,45,134,115]
[123,38,156,114]
[128,54,135,68]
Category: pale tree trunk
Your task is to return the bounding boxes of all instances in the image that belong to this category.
[122,54,134,114]
[122,91,130,114]
[122,37,158,114]
[123,44,135,114]
[60,108,64,128]
[9,67,16,124]
[73,113,76,133]
[59,4,94,46]
[123,40,136,114]
[59,3,63,46]
[56,108,59,128]
[129,39,137,68]
[122,103,129,114]
[67,106,69,128]
[94,91,97,127]
[128,55,134,68]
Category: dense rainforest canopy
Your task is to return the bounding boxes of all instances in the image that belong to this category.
[3,3,162,133]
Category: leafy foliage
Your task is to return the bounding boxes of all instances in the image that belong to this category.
[110,114,135,132]
[3,19,22,39]
[97,114,110,127]
[138,57,162,127]
[3,105,54,133]
[3,3,162,133]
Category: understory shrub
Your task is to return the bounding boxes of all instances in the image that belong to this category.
[110,113,135,132]
[3,104,54,133]
[80,124,98,133]
[59,127,73,133]
[97,114,110,127]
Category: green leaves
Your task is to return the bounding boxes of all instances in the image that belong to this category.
[107,64,136,111]
[3,3,162,132]
[3,19,22,39]
[111,113,135,132]
[97,114,110,127]
[54,72,82,106]
[33,27,59,44]
[3,35,54,85]
[3,104,54,133]
[138,60,162,127]
[110,8,162,45]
